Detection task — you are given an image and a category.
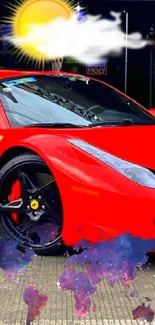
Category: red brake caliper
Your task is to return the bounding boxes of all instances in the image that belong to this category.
[8,180,21,224]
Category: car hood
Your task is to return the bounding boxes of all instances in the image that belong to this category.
[64,124,155,170]
[7,124,155,170]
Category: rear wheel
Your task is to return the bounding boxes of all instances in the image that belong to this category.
[0,153,65,256]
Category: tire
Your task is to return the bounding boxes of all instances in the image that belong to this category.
[0,153,67,256]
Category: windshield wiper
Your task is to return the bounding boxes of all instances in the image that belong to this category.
[89,119,155,127]
[23,119,155,129]
[23,122,88,129]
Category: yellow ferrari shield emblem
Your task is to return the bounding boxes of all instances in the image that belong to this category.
[30,199,39,210]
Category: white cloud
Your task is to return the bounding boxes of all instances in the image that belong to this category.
[6,12,149,64]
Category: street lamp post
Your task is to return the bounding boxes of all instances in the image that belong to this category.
[148,26,155,108]
[124,11,128,94]
[149,49,153,108]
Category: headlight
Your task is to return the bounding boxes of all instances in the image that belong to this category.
[68,139,155,189]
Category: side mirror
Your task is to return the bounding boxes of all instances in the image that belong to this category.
[149,108,155,117]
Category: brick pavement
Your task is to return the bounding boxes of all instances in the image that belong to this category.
[0,256,155,325]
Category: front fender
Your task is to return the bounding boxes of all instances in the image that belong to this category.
[0,133,82,245]
[19,134,109,246]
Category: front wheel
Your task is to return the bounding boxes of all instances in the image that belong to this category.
[0,153,65,256]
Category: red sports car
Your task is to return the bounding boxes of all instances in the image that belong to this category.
[0,69,155,256]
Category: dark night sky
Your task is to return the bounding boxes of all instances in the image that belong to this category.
[84,1,155,34]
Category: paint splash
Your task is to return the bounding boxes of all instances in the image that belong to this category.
[59,234,155,319]
[144,297,152,302]
[28,223,59,246]
[23,285,48,324]
[130,291,137,298]
[0,232,155,322]
[59,268,96,319]
[0,237,48,323]
[132,304,154,323]
[92,304,96,312]
[0,237,34,277]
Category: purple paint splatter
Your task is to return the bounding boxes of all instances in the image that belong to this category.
[132,303,154,322]
[30,223,59,246]
[0,237,48,323]
[60,234,155,318]
[0,238,35,277]
[130,291,137,298]
[92,304,96,312]
[144,297,152,302]
[59,268,96,318]
[23,285,48,324]
[1,230,155,322]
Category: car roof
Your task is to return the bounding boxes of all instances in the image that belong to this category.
[0,70,59,79]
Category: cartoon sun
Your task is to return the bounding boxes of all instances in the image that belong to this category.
[4,0,75,66]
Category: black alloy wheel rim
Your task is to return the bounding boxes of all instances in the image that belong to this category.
[0,160,63,249]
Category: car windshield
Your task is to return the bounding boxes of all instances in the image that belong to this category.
[0,74,154,128]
